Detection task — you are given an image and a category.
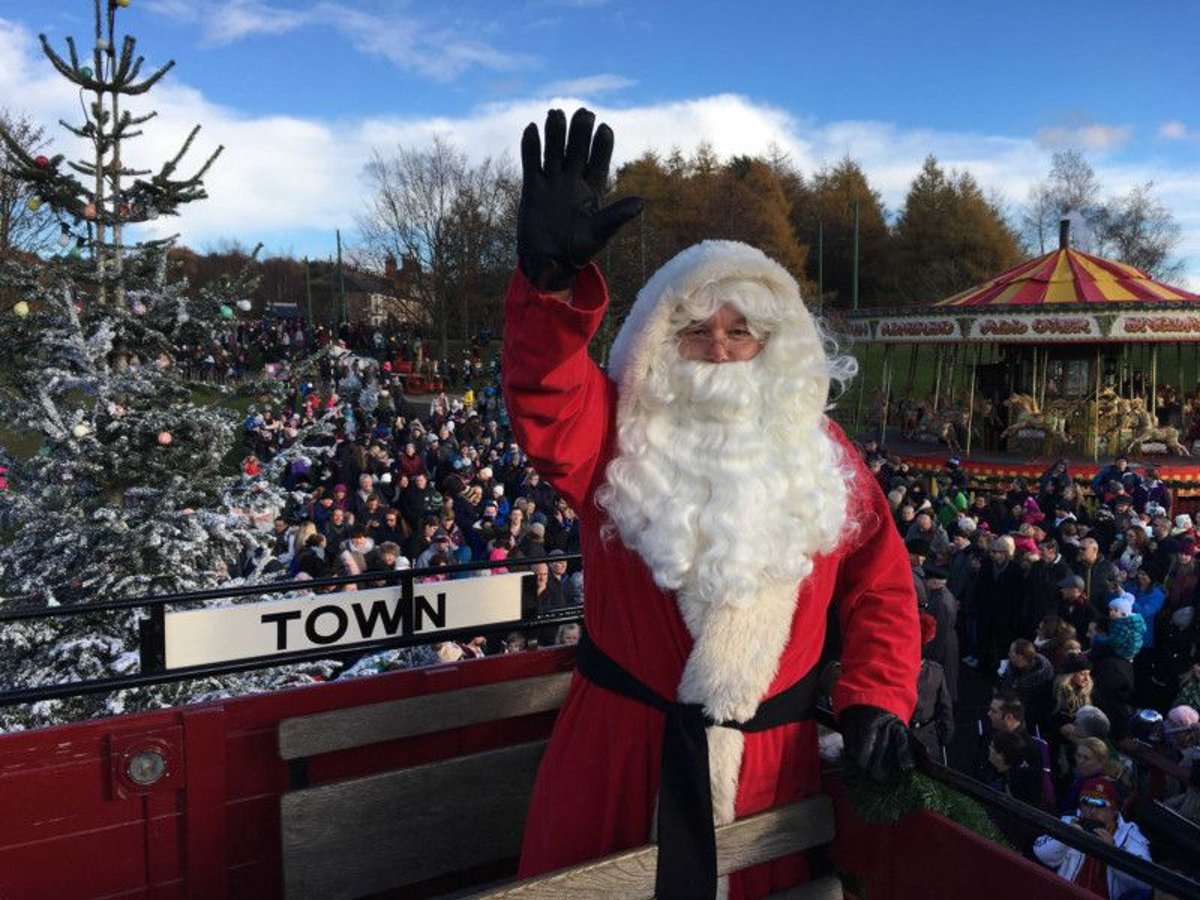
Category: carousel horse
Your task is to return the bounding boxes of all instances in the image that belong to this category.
[1000,392,1070,443]
[917,397,989,455]
[1124,397,1191,456]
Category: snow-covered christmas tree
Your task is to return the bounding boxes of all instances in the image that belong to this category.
[0,2,328,730]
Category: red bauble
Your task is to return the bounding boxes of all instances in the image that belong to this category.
[34,155,50,169]
[156,431,173,446]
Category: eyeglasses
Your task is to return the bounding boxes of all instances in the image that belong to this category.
[675,326,767,357]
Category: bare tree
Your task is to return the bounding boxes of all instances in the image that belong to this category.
[1094,182,1184,281]
[0,109,57,258]
[1022,149,1103,253]
[356,134,516,358]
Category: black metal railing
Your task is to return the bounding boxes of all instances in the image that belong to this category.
[0,553,584,708]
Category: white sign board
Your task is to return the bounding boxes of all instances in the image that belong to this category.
[964,313,1101,343]
[1111,312,1200,342]
[164,573,531,669]
[874,317,961,342]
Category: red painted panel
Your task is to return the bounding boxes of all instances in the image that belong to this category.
[0,820,149,900]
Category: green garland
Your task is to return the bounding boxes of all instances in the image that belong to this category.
[840,764,1013,850]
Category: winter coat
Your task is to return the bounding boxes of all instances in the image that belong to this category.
[503,256,919,897]
[1034,815,1151,898]
[1093,613,1147,661]
[912,659,954,759]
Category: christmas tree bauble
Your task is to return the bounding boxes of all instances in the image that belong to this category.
[219,304,234,319]
[157,431,173,446]
[27,195,42,211]
[13,301,30,317]
[237,299,252,312]
[80,66,94,80]
[34,155,50,169]
[71,423,92,438]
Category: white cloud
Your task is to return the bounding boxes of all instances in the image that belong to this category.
[543,74,636,98]
[1159,120,1188,140]
[1035,122,1131,152]
[3,16,1197,288]
[143,1,531,81]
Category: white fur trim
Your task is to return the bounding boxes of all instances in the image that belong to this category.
[678,579,798,723]
[608,240,803,390]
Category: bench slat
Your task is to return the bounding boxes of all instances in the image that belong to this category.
[278,671,572,760]
[472,794,836,899]
[282,741,547,900]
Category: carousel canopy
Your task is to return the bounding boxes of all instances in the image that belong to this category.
[934,246,1200,306]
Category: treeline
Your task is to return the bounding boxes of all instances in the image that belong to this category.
[601,148,1025,318]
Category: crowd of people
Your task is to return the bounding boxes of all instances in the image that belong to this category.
[869,442,1200,894]
[211,314,1200,893]
[236,326,584,674]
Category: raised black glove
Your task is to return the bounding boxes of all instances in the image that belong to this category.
[840,704,915,783]
[518,107,644,292]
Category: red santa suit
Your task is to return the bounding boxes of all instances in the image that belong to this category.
[503,241,919,898]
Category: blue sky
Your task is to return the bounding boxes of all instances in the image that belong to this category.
[4,1,1199,288]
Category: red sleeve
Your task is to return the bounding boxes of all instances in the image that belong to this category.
[828,422,921,723]
[500,263,618,510]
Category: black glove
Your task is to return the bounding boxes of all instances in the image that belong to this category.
[840,704,915,783]
[518,107,644,292]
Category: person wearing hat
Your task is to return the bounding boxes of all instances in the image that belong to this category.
[1164,534,1199,622]
[906,536,930,609]
[1071,538,1119,621]
[519,520,548,558]
[1056,573,1098,643]
[1034,776,1151,897]
[911,612,954,763]
[922,563,959,701]
[502,108,920,898]
[975,535,1022,673]
[1132,465,1171,516]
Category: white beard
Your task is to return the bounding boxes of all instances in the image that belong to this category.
[601,355,850,615]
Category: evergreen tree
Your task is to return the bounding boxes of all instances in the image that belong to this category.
[0,0,222,304]
[0,3,327,731]
[890,156,1024,305]
[788,159,890,308]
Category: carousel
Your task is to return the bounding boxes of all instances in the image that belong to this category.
[843,220,1200,493]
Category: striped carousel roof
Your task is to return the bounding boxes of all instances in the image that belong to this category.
[933,246,1200,306]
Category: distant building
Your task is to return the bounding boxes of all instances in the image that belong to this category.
[341,254,428,327]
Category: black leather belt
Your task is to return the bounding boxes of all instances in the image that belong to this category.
[575,629,820,899]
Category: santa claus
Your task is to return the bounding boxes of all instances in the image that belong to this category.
[503,108,920,900]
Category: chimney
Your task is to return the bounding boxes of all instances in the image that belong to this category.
[384,254,398,281]
[1059,218,1071,251]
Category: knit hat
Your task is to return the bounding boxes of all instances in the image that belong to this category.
[1057,574,1085,590]
[905,537,930,557]
[1078,776,1121,810]
[1108,594,1134,616]
[923,563,950,580]
[1060,652,1092,674]
[1167,705,1200,731]
[1172,514,1194,536]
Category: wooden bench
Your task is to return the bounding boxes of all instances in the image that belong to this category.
[278,664,841,900]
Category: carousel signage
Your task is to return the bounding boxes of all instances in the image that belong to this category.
[875,317,960,342]
[1111,311,1200,341]
[965,313,1101,343]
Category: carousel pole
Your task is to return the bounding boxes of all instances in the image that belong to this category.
[880,344,894,447]
[1094,345,1102,463]
[1031,345,1039,400]
[905,343,919,397]
[853,343,868,434]
[1151,344,1158,424]
[945,343,959,405]
[933,344,944,413]
[965,345,979,456]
